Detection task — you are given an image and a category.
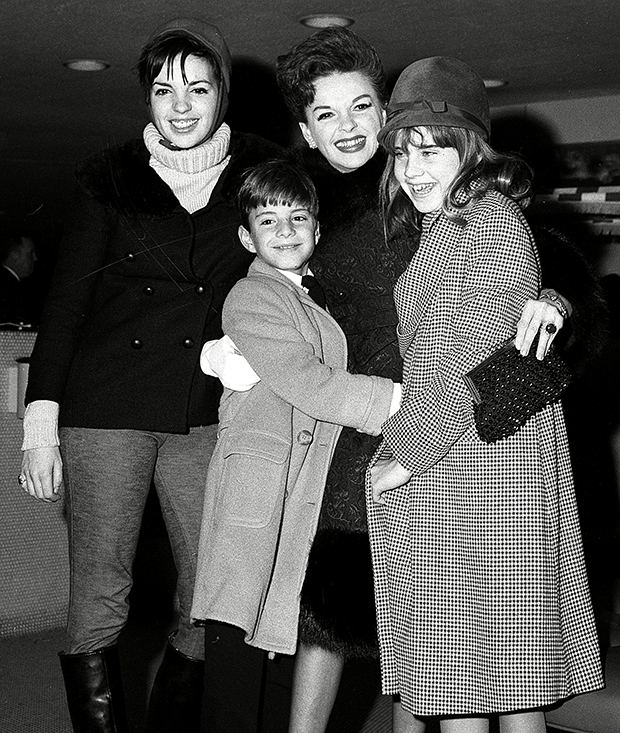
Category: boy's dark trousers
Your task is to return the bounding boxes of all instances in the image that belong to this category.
[201,622,293,732]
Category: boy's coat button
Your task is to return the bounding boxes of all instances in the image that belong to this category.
[296,430,313,445]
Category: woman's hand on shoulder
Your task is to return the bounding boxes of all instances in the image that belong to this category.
[20,447,63,503]
[370,457,412,504]
[514,299,564,360]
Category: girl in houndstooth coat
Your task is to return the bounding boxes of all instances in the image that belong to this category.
[367,57,604,732]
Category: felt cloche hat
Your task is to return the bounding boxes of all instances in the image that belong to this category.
[378,56,491,144]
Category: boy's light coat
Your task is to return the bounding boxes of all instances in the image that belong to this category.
[191,257,393,653]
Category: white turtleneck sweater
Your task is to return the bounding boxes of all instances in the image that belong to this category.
[143,122,232,214]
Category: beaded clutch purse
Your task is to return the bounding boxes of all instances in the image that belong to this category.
[463,335,572,444]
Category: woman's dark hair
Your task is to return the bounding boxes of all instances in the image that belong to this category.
[380,125,534,237]
[276,26,387,122]
[136,35,221,100]
[237,160,319,229]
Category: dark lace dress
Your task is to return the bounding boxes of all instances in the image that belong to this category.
[295,148,417,657]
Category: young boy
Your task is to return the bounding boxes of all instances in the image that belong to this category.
[191,160,398,658]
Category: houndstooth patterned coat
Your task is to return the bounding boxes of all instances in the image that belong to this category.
[366,190,604,716]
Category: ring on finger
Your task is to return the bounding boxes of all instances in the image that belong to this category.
[18,474,27,487]
[545,323,557,334]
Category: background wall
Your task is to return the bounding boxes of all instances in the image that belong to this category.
[0,331,69,636]
[493,92,620,146]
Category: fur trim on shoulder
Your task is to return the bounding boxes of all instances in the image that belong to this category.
[220,132,284,201]
[75,132,284,219]
[76,139,180,218]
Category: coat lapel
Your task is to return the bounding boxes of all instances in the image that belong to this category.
[247,258,348,364]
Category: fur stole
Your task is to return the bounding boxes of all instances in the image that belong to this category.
[526,215,609,374]
[290,147,386,234]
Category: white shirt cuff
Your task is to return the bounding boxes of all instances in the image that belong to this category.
[201,335,260,392]
[389,383,402,417]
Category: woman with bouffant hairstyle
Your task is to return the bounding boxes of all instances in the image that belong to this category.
[275,28,566,733]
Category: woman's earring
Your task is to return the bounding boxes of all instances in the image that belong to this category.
[308,140,317,149]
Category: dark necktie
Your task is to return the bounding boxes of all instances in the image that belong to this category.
[301,274,327,309]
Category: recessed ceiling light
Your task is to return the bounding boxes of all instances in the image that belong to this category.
[64,59,110,72]
[483,78,507,89]
[300,14,354,28]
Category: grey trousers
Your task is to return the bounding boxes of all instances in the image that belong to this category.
[60,425,218,658]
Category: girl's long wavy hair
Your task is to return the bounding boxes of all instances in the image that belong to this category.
[380,125,534,238]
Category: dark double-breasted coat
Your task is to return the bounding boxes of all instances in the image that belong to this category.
[26,132,282,432]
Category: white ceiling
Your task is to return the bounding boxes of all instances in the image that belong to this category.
[2,0,619,242]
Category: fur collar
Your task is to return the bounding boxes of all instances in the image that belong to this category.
[76,131,283,218]
[291,147,386,232]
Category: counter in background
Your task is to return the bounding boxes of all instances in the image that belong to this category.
[0,329,68,636]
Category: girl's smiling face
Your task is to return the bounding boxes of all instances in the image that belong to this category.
[392,127,461,213]
[299,71,386,173]
[149,54,219,149]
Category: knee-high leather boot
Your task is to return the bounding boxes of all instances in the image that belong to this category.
[144,636,204,733]
[59,645,128,732]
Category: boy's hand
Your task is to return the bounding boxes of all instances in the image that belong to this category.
[370,457,411,504]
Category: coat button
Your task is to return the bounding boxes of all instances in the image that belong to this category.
[131,339,143,350]
[182,338,194,349]
[296,430,313,445]
[194,284,206,295]
[125,252,135,262]
[143,286,154,296]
